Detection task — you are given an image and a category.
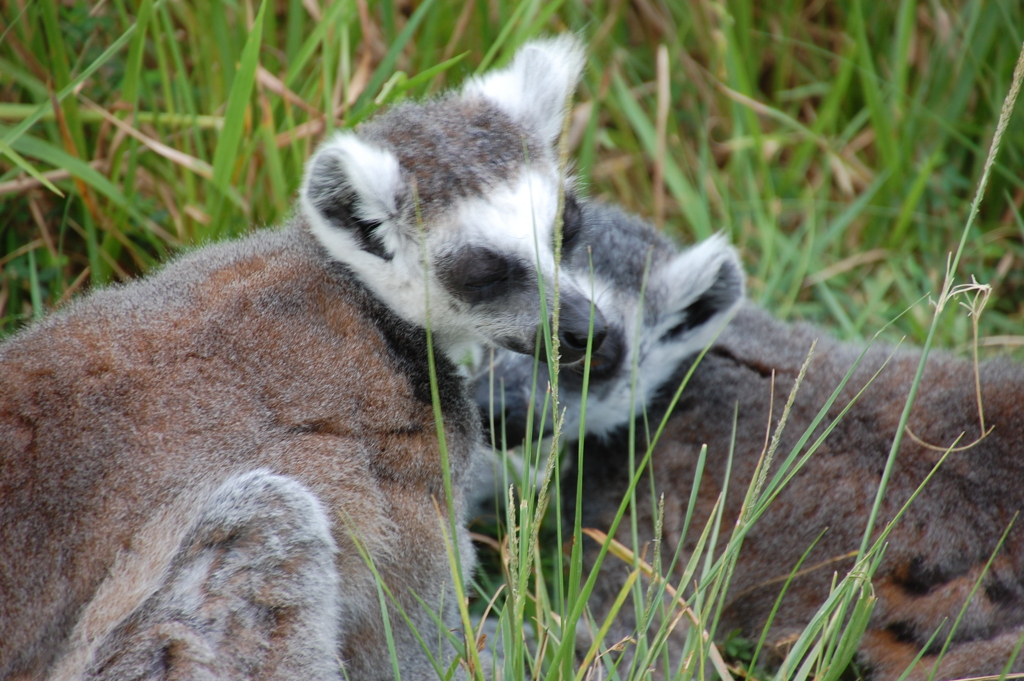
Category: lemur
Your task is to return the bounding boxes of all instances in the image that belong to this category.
[475,198,743,448]
[468,198,741,518]
[0,37,605,681]
[476,201,1024,679]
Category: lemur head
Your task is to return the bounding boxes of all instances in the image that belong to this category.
[300,36,606,363]
[476,200,744,443]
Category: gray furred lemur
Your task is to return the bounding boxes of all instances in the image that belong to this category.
[0,37,604,681]
[477,200,1024,680]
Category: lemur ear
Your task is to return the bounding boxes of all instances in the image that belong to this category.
[651,234,745,346]
[462,35,585,146]
[300,132,403,260]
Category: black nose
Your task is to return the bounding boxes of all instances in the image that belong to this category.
[557,294,607,364]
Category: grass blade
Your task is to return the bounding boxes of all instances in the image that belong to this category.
[209,0,268,202]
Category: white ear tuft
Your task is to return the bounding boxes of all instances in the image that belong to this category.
[462,35,585,145]
[301,132,402,228]
[653,233,745,343]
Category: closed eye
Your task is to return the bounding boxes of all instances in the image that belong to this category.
[440,248,530,305]
[572,327,623,379]
[462,257,511,291]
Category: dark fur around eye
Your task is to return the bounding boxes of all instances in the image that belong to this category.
[573,326,624,380]
[440,248,530,304]
[560,193,583,252]
[462,252,511,290]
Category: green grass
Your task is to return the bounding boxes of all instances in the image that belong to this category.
[3,1,1024,679]
[3,0,1023,350]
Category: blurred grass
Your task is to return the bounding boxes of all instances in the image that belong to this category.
[1,0,1023,353]
[2,1,1024,678]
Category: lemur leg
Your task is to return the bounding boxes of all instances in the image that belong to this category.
[84,470,342,681]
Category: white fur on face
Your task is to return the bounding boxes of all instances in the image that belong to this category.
[448,168,560,276]
[432,166,587,357]
[559,284,639,439]
[305,161,571,361]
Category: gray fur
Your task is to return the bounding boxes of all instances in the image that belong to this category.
[477,202,1024,679]
[355,97,548,222]
[1,37,590,681]
[83,471,340,681]
[562,197,678,294]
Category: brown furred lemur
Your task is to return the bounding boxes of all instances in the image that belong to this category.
[0,36,605,681]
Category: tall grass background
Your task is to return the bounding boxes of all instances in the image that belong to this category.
[2,0,1023,679]
[3,0,1024,347]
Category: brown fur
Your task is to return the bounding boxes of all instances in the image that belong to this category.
[0,223,477,679]
[3,37,589,679]
[572,304,1024,679]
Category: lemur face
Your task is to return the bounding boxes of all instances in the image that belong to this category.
[301,37,606,363]
[476,201,745,444]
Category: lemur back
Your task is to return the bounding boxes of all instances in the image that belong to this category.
[0,37,599,681]
[2,226,477,681]
[478,202,1024,680]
